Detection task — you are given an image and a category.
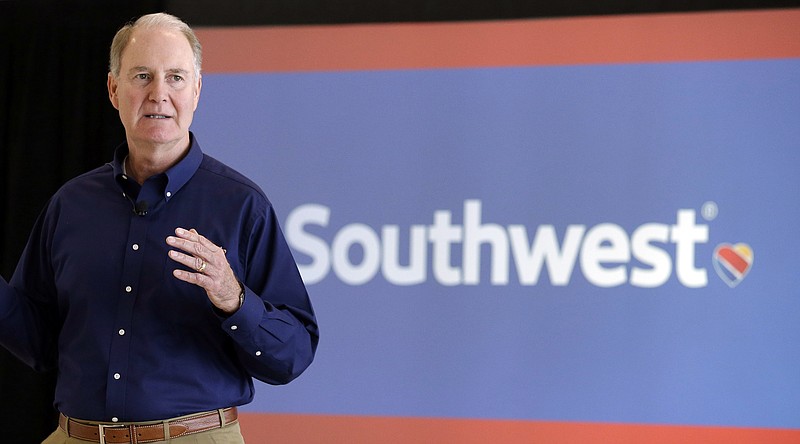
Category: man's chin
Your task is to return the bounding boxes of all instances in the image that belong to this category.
[129,130,189,149]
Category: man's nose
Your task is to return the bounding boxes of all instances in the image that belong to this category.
[148,78,168,102]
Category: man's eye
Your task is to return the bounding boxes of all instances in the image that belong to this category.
[171,75,184,82]
[135,73,149,80]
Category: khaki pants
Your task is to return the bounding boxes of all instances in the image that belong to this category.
[42,421,244,444]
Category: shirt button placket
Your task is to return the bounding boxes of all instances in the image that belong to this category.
[123,243,138,341]
[108,212,146,417]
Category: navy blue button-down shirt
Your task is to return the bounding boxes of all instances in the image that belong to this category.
[0,134,318,422]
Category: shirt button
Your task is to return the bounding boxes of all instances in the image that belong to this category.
[113,373,121,380]
[112,417,119,423]
[166,191,172,198]
[255,351,262,356]
[230,325,238,331]
[132,244,139,251]
[118,329,125,336]
[125,286,132,293]
[122,174,128,180]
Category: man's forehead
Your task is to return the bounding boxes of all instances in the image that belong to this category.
[121,27,194,69]
[127,65,190,74]
[128,26,188,46]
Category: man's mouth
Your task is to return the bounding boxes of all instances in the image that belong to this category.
[145,114,171,119]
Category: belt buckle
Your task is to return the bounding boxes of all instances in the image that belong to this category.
[97,422,129,444]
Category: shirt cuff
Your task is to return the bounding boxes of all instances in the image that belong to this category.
[220,286,264,335]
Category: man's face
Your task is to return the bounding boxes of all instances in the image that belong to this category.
[108,26,201,150]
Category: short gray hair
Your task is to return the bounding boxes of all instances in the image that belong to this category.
[109,13,202,79]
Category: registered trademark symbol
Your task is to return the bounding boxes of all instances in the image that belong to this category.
[701,201,718,221]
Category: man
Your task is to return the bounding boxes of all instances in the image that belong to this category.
[0,13,318,443]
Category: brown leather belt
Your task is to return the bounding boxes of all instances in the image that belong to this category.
[58,407,238,444]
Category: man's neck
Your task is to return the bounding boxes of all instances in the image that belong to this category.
[126,136,191,184]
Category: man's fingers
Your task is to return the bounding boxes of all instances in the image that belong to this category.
[167,228,217,261]
[168,249,205,272]
[167,227,240,312]
[172,267,212,286]
[182,227,221,253]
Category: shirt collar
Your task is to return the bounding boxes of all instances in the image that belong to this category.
[111,132,204,202]
[163,133,203,202]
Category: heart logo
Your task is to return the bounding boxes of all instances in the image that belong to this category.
[713,243,753,288]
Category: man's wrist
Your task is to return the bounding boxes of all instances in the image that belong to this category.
[215,282,245,317]
[237,281,245,310]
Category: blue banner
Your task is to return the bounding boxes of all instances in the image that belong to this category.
[192,59,800,428]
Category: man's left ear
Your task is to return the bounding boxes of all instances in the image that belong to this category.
[193,76,202,109]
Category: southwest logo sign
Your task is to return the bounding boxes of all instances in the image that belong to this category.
[713,243,754,288]
[288,200,753,289]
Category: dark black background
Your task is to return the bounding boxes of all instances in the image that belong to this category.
[1,1,797,441]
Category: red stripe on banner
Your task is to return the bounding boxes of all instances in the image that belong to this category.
[238,413,800,443]
[196,9,800,73]
[718,248,749,275]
